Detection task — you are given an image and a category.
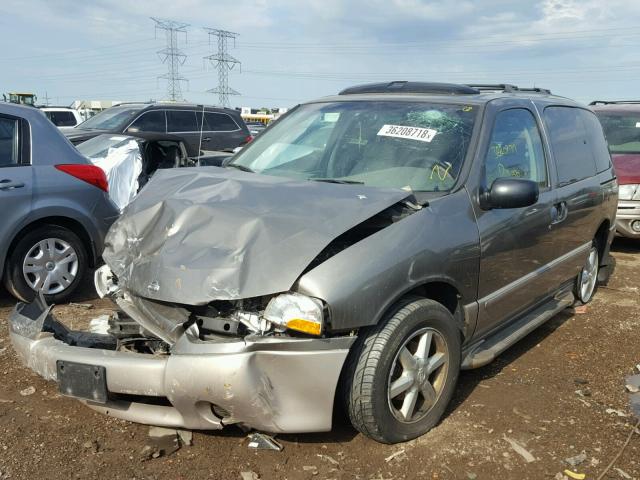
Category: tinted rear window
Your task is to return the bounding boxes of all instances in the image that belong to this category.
[579,109,611,173]
[543,106,597,185]
[167,110,198,132]
[197,112,239,131]
[46,111,77,127]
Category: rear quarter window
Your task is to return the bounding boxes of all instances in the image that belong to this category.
[542,106,598,185]
[48,111,77,127]
[199,112,240,131]
[577,109,611,173]
[0,116,19,166]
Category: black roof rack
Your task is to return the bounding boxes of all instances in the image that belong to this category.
[466,84,552,95]
[589,100,640,105]
[339,81,480,96]
[338,81,553,96]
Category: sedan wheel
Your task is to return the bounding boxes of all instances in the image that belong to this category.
[22,238,79,295]
[4,225,87,303]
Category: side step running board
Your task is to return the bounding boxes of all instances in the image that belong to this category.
[461,290,575,370]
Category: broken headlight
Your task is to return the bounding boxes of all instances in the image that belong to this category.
[264,293,324,336]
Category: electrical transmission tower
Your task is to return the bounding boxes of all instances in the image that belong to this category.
[204,28,240,108]
[151,17,189,101]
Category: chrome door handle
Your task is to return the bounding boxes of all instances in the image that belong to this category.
[0,179,25,190]
[550,202,568,225]
[202,137,211,141]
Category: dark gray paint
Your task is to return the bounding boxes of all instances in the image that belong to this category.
[297,188,480,332]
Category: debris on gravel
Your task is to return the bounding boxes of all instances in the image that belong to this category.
[503,435,535,463]
[18,386,35,396]
[384,449,407,463]
[316,453,339,465]
[240,472,259,480]
[247,432,283,451]
[563,469,585,479]
[564,451,587,467]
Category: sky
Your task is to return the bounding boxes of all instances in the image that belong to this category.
[1,0,640,109]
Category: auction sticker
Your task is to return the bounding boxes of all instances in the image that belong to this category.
[377,124,437,142]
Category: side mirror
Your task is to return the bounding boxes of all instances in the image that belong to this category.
[482,178,539,209]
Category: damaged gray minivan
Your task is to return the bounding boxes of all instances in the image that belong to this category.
[10,82,618,444]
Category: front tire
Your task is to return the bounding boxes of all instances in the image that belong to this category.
[343,298,461,444]
[3,225,87,304]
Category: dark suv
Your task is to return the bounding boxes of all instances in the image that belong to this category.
[11,82,617,444]
[64,103,252,156]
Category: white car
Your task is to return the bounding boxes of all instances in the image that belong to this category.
[39,107,83,130]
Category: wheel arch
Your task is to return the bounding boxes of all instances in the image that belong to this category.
[372,279,468,338]
[2,216,96,279]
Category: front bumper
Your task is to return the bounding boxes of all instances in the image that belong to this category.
[616,201,640,238]
[9,301,355,433]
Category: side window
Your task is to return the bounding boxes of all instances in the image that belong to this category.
[52,111,77,127]
[484,109,547,187]
[577,109,612,173]
[167,110,197,132]
[543,106,597,185]
[0,116,19,167]
[129,110,166,132]
[198,112,239,131]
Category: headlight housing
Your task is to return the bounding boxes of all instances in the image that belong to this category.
[264,293,324,336]
[619,184,639,200]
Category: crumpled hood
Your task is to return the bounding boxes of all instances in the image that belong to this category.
[103,167,410,305]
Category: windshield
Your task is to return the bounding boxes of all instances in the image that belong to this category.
[76,134,138,159]
[231,101,477,192]
[596,111,640,154]
[77,106,143,131]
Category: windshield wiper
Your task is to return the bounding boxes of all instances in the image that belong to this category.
[226,163,255,173]
[310,178,364,185]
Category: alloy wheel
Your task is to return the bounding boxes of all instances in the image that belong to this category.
[387,327,449,424]
[579,247,599,302]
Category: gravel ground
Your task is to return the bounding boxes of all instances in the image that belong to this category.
[0,239,639,480]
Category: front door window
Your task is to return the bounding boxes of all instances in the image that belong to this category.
[484,108,547,188]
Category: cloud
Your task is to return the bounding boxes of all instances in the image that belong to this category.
[2,0,640,105]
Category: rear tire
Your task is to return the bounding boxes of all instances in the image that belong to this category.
[343,298,461,444]
[3,225,87,304]
[574,242,599,305]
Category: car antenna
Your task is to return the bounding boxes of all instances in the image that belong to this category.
[197,104,205,164]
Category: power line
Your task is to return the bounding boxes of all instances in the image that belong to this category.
[203,28,240,108]
[151,17,189,101]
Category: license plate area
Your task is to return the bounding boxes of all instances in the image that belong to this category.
[56,361,107,404]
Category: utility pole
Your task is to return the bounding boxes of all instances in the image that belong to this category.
[203,28,240,108]
[151,17,189,102]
